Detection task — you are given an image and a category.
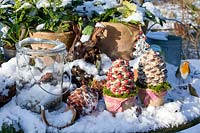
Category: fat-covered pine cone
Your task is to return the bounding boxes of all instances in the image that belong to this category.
[67,85,98,115]
[106,59,136,95]
[138,49,167,86]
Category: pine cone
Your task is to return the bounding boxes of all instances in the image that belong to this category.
[106,59,136,95]
[39,73,53,83]
[138,49,167,86]
[67,85,98,115]
[71,66,93,87]
[91,79,106,98]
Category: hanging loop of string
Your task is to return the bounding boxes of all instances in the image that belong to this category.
[18,38,72,97]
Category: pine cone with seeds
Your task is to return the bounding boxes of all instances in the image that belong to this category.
[91,79,106,98]
[138,49,167,86]
[106,59,136,95]
[67,85,98,115]
[71,66,93,88]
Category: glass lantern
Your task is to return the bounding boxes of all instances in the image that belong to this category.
[15,38,67,113]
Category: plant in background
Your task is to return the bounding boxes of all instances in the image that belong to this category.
[76,0,165,26]
[0,0,29,48]
[13,0,84,33]
[174,0,200,59]
[182,0,200,59]
[0,0,85,52]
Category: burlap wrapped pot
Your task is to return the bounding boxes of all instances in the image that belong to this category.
[29,31,75,51]
[96,22,140,60]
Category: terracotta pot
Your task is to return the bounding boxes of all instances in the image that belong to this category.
[29,31,75,51]
[96,22,140,60]
[104,95,135,113]
[138,89,167,107]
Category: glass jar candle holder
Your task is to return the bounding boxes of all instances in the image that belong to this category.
[16,38,68,113]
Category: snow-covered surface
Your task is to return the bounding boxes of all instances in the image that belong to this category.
[0,55,200,133]
[149,0,199,30]
[0,58,16,96]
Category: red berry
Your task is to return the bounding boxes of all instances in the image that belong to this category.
[124,80,129,84]
[125,60,129,65]
[118,74,123,79]
[126,90,130,94]
[121,86,127,91]
[107,82,111,87]
[129,76,134,79]
[107,72,111,77]
[111,77,115,81]
[122,67,127,71]
[115,63,120,67]
[126,72,131,77]
[112,87,116,92]
[117,82,121,87]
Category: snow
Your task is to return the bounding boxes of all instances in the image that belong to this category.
[67,59,98,76]
[76,0,118,17]
[143,2,163,18]
[15,2,32,12]
[0,55,200,132]
[1,0,200,132]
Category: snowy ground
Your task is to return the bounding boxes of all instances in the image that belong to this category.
[0,0,200,132]
[0,56,200,133]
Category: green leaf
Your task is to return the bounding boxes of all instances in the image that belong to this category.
[82,25,94,35]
